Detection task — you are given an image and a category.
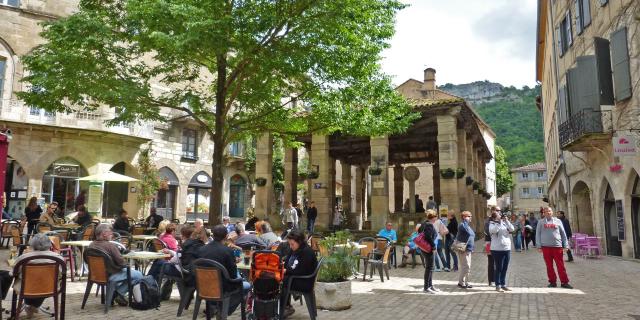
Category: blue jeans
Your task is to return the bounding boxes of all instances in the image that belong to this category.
[491,250,510,288]
[307,218,315,233]
[109,267,144,296]
[434,239,447,269]
[444,237,458,269]
[513,233,522,251]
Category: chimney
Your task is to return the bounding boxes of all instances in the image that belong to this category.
[423,67,436,90]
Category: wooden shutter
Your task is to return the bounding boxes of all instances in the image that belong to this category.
[575,0,583,35]
[565,11,573,47]
[594,37,614,105]
[567,68,581,116]
[556,27,563,57]
[582,0,591,27]
[558,86,568,124]
[610,27,632,101]
[0,59,5,100]
[576,56,599,112]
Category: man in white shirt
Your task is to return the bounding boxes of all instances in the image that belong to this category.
[284,202,298,230]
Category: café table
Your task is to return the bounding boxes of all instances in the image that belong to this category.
[123,251,169,274]
[131,235,158,250]
[61,240,93,278]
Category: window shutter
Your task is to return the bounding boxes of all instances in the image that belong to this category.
[556,27,563,56]
[575,0,582,35]
[576,55,599,112]
[610,27,632,101]
[7,0,19,6]
[0,59,5,100]
[567,68,581,116]
[582,0,591,27]
[558,86,568,124]
[599,0,608,6]
[594,37,614,105]
[565,11,573,47]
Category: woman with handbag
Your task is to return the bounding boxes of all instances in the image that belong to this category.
[417,210,439,294]
[455,211,475,289]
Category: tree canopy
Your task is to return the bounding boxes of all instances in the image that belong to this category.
[19,0,417,223]
[495,145,514,197]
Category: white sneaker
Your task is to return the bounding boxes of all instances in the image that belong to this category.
[430,286,441,292]
[424,288,436,294]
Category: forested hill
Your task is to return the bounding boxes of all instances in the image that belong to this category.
[439,81,544,167]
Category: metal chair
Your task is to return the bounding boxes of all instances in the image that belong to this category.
[10,226,27,256]
[0,220,18,248]
[36,222,53,234]
[81,248,132,314]
[79,224,96,241]
[191,258,246,320]
[10,254,67,320]
[367,246,391,282]
[308,234,324,255]
[280,258,323,320]
[357,237,376,276]
[48,234,76,282]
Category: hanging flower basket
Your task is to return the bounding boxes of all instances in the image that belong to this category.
[455,168,466,179]
[369,167,383,176]
[307,171,319,179]
[255,177,267,186]
[609,164,623,172]
[466,176,474,186]
[472,181,481,190]
[440,168,455,179]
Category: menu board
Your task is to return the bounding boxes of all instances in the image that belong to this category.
[615,200,625,241]
[87,182,103,215]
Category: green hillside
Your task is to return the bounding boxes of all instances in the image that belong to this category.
[473,85,544,167]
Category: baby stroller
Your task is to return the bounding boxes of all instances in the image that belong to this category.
[248,250,284,320]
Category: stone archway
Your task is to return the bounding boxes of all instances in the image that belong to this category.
[628,170,640,259]
[603,182,622,256]
[572,181,594,235]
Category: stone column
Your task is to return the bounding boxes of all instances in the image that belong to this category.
[255,133,273,220]
[283,147,298,206]
[437,108,462,214]
[393,164,404,212]
[465,138,475,219]
[354,166,365,229]
[432,163,441,205]
[404,166,420,214]
[305,146,312,202]
[341,162,353,228]
[370,137,389,231]
[310,134,333,229]
[456,129,467,217]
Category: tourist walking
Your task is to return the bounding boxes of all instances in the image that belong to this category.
[511,214,522,252]
[520,214,532,250]
[433,213,449,271]
[456,211,475,289]
[426,196,437,210]
[489,211,514,292]
[445,211,459,271]
[558,210,574,262]
[420,210,439,293]
[306,201,317,233]
[528,211,539,247]
[536,207,573,288]
[283,201,298,230]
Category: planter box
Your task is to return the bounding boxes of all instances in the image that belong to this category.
[315,280,352,311]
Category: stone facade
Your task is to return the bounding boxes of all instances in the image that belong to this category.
[0,1,250,222]
[510,163,547,216]
[536,0,640,258]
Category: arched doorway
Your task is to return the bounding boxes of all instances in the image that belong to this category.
[229,175,246,218]
[41,157,88,214]
[571,181,594,235]
[154,167,179,220]
[603,184,622,256]
[186,171,211,222]
[4,157,28,218]
[631,173,640,259]
[102,162,130,218]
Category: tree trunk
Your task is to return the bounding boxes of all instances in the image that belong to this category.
[209,53,227,226]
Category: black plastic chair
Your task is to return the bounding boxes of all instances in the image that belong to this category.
[280,258,323,320]
[81,248,132,314]
[191,259,246,320]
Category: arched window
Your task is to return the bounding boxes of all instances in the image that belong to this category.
[154,167,179,220]
[187,171,211,222]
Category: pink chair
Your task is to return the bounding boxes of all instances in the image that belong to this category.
[581,236,602,259]
[574,236,588,256]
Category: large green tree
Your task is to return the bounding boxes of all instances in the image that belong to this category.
[495,145,514,197]
[19,0,417,224]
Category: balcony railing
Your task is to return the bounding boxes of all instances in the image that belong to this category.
[558,109,612,150]
[0,99,154,139]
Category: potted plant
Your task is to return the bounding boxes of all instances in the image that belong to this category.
[439,168,455,179]
[472,181,481,190]
[307,170,319,179]
[255,177,267,186]
[466,176,474,186]
[455,168,466,179]
[368,167,383,176]
[315,231,357,311]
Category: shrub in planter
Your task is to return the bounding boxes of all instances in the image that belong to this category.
[316,231,357,311]
[255,177,267,186]
[466,176,474,186]
[440,168,455,179]
[307,171,319,179]
[472,181,481,190]
[455,168,466,179]
[368,167,383,176]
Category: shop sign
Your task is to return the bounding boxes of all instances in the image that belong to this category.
[53,165,79,177]
[613,135,637,157]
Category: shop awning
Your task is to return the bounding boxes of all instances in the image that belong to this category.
[78,171,139,182]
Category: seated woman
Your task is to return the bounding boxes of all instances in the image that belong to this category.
[282,229,318,318]
[112,209,130,235]
[158,223,179,251]
[258,221,281,247]
[399,223,422,268]
[12,233,62,317]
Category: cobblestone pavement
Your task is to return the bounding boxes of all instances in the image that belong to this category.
[2,243,640,320]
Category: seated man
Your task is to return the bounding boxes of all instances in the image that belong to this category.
[377,222,398,242]
[145,207,164,229]
[222,216,236,234]
[73,205,92,227]
[399,224,421,268]
[88,224,143,304]
[234,222,267,249]
[40,202,58,225]
[195,225,249,316]
[112,209,130,235]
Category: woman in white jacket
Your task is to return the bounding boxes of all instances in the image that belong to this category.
[489,211,514,292]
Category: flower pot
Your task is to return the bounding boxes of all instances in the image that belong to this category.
[307,171,319,179]
[314,280,352,311]
[255,177,267,186]
[440,168,455,179]
[368,167,382,176]
[455,168,466,179]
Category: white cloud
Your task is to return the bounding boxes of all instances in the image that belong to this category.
[381,0,538,88]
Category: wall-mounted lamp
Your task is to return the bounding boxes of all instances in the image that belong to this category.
[130,187,137,193]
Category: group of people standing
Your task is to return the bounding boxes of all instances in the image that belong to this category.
[412,206,574,294]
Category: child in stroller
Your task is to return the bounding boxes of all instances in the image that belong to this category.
[248,250,284,320]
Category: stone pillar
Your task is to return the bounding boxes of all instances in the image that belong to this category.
[456,129,467,217]
[310,134,333,229]
[341,162,353,228]
[255,133,273,220]
[432,163,441,205]
[404,166,420,214]
[393,164,404,212]
[283,148,298,206]
[354,166,365,229]
[370,137,389,231]
[437,108,462,214]
[305,146,312,202]
[465,138,475,219]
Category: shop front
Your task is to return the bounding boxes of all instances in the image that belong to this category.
[186,171,211,222]
[155,166,179,220]
[4,157,28,218]
[41,157,87,215]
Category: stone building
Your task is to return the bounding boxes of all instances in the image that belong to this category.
[510,163,547,216]
[536,0,640,258]
[0,0,250,221]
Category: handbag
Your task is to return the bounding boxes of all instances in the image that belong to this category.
[414,233,432,253]
[452,240,467,253]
